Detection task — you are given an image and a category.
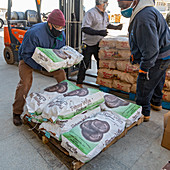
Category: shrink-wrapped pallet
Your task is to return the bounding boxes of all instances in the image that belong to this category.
[98,69,114,79]
[115,37,130,49]
[96,76,113,88]
[164,80,170,91]
[112,79,132,93]
[166,69,170,80]
[112,70,136,84]
[99,36,117,48]
[116,60,139,73]
[131,84,137,93]
[99,36,130,50]
[99,48,131,60]
[99,59,116,69]
[163,90,170,102]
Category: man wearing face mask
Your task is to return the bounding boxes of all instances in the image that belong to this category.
[118,0,170,122]
[166,11,170,27]
[12,9,67,126]
[76,0,123,88]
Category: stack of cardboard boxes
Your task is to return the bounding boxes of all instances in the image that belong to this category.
[161,111,170,150]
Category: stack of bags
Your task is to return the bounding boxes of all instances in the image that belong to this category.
[25,80,142,163]
[96,36,170,102]
[163,67,170,102]
[96,35,138,93]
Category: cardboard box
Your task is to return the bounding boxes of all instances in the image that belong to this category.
[161,112,170,150]
[162,161,170,170]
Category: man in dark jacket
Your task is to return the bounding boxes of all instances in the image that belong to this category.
[13,9,67,126]
[118,0,170,121]
[76,0,122,88]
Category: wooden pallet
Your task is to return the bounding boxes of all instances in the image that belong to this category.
[99,85,170,110]
[23,114,144,170]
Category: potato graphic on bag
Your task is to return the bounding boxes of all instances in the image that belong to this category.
[80,119,110,142]
[44,82,68,93]
[104,94,129,108]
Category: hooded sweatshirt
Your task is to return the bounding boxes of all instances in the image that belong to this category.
[128,0,170,73]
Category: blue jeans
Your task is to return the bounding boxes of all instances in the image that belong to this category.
[136,59,170,116]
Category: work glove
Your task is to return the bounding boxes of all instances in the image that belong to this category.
[97,30,108,36]
[130,55,134,65]
[116,24,123,30]
[139,70,149,80]
[40,66,48,73]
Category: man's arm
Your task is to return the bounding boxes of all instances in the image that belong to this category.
[19,32,42,70]
[107,23,123,30]
[135,23,159,73]
[82,27,107,36]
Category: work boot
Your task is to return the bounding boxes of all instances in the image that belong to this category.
[13,113,22,126]
[143,116,150,122]
[76,84,83,88]
[151,104,162,111]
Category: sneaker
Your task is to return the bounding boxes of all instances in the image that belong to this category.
[76,84,83,88]
[151,104,162,111]
[144,116,150,122]
[13,113,22,126]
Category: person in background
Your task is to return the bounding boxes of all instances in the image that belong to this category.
[13,9,67,126]
[118,0,170,121]
[166,11,170,27]
[76,0,123,88]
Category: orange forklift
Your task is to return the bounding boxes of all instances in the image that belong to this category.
[3,0,42,64]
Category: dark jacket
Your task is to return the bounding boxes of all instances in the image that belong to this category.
[128,7,170,72]
[166,12,170,27]
[18,22,66,70]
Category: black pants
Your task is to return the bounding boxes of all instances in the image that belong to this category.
[76,43,100,84]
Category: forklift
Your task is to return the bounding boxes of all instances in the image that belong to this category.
[3,0,42,64]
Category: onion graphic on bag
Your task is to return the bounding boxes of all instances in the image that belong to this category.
[80,119,110,142]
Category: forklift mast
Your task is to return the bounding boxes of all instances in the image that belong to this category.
[59,0,84,79]
[59,0,83,52]
[35,0,42,23]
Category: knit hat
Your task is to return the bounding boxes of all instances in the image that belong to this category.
[47,9,65,26]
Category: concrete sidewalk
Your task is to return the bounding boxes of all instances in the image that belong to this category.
[0,28,170,170]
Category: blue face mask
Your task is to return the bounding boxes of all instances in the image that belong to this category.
[121,1,135,18]
[121,8,133,18]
